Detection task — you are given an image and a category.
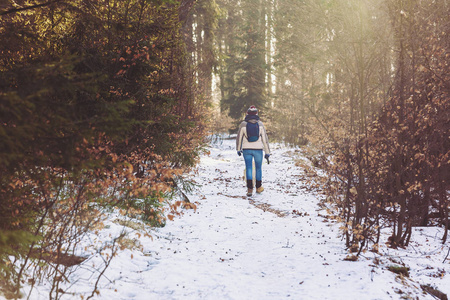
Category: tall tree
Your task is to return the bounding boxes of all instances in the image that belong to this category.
[271,0,329,145]
[195,0,218,105]
[219,0,268,121]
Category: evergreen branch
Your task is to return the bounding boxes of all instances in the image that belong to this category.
[0,0,64,16]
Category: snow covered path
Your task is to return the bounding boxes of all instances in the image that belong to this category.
[89,136,447,300]
[20,136,448,300]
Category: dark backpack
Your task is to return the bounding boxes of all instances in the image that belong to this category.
[246,122,260,142]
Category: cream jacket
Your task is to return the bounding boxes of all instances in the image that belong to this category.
[236,119,271,154]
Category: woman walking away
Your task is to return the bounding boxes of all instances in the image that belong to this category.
[236,105,271,196]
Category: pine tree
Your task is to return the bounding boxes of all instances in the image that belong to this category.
[219,0,267,121]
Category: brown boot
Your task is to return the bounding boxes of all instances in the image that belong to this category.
[246,179,253,196]
[256,180,264,193]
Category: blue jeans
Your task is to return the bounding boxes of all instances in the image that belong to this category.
[243,149,263,181]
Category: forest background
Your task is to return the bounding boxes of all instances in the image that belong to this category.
[0,0,448,299]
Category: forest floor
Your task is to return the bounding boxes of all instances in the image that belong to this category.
[19,136,449,300]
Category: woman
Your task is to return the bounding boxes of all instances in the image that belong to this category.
[236,105,271,196]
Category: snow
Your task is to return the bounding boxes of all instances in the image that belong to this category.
[12,136,450,300]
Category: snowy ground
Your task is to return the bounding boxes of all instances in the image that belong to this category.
[15,136,449,300]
